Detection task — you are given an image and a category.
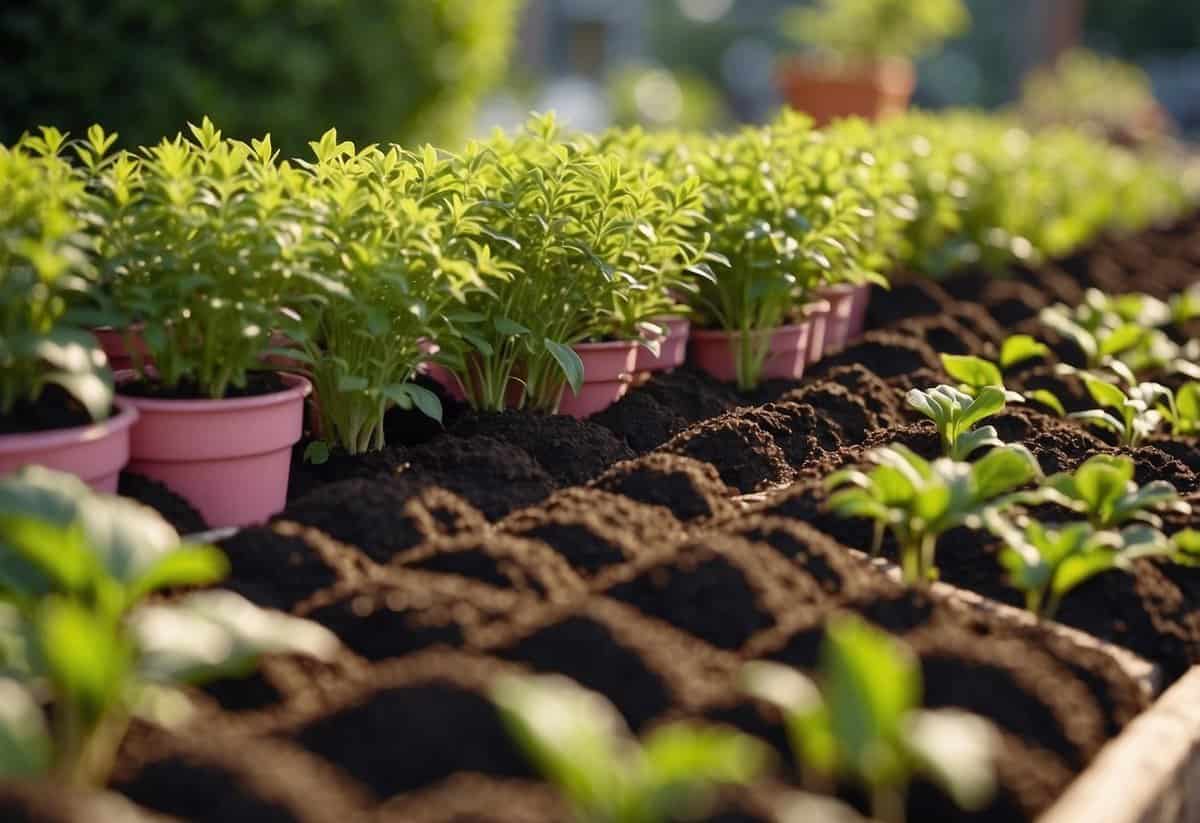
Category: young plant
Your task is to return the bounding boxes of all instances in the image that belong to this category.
[988,515,1177,620]
[0,127,113,424]
[434,115,710,411]
[826,443,1042,583]
[742,615,996,823]
[1069,376,1168,447]
[1157,382,1200,437]
[492,673,767,823]
[905,385,1006,460]
[0,467,337,785]
[110,119,339,399]
[782,0,971,63]
[939,335,1064,413]
[1043,454,1190,530]
[1038,302,1147,372]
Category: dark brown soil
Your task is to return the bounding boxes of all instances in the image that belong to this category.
[117,370,287,400]
[0,384,96,435]
[119,471,208,535]
[591,389,689,453]
[590,452,736,523]
[657,414,793,493]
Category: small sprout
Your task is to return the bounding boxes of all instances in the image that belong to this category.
[940,335,1062,413]
[826,444,1041,583]
[1043,454,1190,530]
[742,615,997,823]
[989,515,1173,619]
[0,468,338,786]
[1039,302,1146,370]
[1069,376,1168,447]
[1157,382,1200,437]
[906,385,1006,460]
[493,674,768,823]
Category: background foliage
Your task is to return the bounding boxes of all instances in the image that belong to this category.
[0,0,525,154]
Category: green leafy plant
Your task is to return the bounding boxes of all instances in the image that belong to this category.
[742,615,996,823]
[782,0,971,62]
[826,443,1041,583]
[1069,376,1168,447]
[492,673,768,823]
[0,127,113,423]
[988,515,1180,619]
[433,115,710,412]
[1038,302,1147,372]
[939,335,1063,413]
[1156,382,1200,437]
[905,385,1006,460]
[0,467,338,785]
[1042,454,1190,530]
[108,118,339,399]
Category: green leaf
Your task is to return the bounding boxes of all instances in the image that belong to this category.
[336,375,369,393]
[0,517,95,600]
[304,441,331,465]
[1027,389,1066,417]
[383,383,443,423]
[131,591,338,685]
[641,722,768,793]
[940,355,1002,390]
[952,425,1004,461]
[0,679,51,778]
[971,446,1040,500]
[906,709,997,811]
[1082,376,1127,410]
[494,317,532,337]
[128,545,229,603]
[1073,455,1134,518]
[544,339,585,395]
[1099,324,1145,357]
[958,386,1006,431]
[999,335,1048,369]
[44,372,113,422]
[36,599,131,722]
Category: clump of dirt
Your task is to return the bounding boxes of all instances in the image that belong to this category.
[892,314,988,357]
[287,444,412,503]
[979,280,1051,327]
[590,452,737,523]
[734,402,839,473]
[1012,366,1093,414]
[374,775,569,823]
[406,435,559,519]
[864,279,954,327]
[590,388,689,454]
[657,414,793,494]
[450,411,634,486]
[500,487,687,578]
[812,332,941,382]
[635,366,740,424]
[119,472,208,535]
[775,382,876,446]
[820,364,906,427]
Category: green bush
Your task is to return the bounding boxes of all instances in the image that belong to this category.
[0,0,524,154]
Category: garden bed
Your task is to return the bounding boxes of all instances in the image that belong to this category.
[77,209,1200,823]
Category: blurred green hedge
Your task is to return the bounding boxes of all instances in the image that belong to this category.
[0,0,524,153]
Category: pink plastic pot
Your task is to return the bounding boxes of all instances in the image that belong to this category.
[0,401,138,493]
[93,326,150,372]
[848,282,872,341]
[635,316,691,373]
[557,340,639,419]
[690,322,813,384]
[816,284,857,355]
[116,373,311,528]
[802,299,832,365]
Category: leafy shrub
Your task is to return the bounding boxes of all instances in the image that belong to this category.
[0,0,525,155]
[781,0,971,62]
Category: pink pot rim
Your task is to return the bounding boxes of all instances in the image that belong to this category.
[802,299,832,315]
[817,283,857,297]
[575,339,640,352]
[0,399,139,455]
[115,371,312,412]
[691,322,811,341]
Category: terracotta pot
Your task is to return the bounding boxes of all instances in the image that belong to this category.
[93,326,150,372]
[690,322,813,384]
[635,316,691,373]
[816,284,858,354]
[0,401,138,493]
[776,57,915,125]
[557,340,639,419]
[802,299,832,365]
[117,373,311,528]
[848,283,872,341]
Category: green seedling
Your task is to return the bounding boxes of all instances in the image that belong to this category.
[1069,376,1168,447]
[940,335,1064,414]
[0,468,338,785]
[742,615,996,823]
[1039,302,1147,371]
[493,673,768,823]
[1157,382,1200,437]
[826,443,1041,583]
[906,385,1006,460]
[1043,454,1189,530]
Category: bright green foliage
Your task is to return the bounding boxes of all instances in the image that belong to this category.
[782,0,971,61]
[1039,302,1147,371]
[0,127,113,421]
[0,0,525,155]
[435,115,710,412]
[104,118,342,399]
[826,444,1041,583]
[1157,382,1200,437]
[0,467,338,785]
[742,616,996,823]
[287,131,497,457]
[1043,454,1190,530]
[1020,49,1162,142]
[905,385,1006,460]
[939,334,1053,407]
[990,516,1176,619]
[1069,376,1169,447]
[493,674,768,823]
